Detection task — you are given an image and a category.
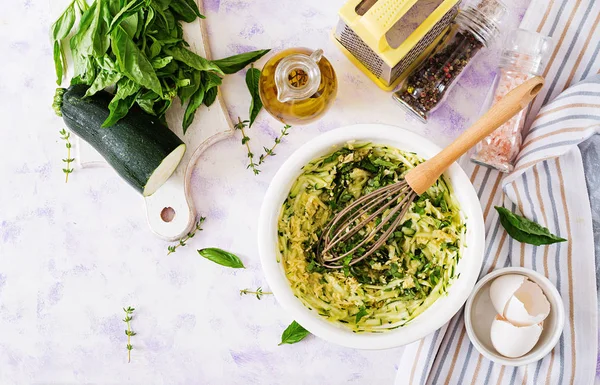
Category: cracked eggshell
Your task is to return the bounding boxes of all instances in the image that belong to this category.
[504,279,551,326]
[489,274,527,315]
[490,316,543,358]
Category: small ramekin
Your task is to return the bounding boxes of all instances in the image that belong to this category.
[464,267,565,366]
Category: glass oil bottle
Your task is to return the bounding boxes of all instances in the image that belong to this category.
[259,48,337,125]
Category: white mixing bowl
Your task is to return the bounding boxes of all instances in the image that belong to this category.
[258,124,485,349]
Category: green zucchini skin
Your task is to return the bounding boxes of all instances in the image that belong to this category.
[59,85,185,195]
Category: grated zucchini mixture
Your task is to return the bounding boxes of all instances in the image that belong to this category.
[277,143,465,332]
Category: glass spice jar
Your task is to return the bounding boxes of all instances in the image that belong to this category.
[393,0,508,122]
[471,29,553,172]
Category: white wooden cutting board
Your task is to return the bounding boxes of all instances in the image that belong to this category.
[50,0,234,241]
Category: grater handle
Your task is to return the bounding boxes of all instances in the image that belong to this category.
[358,0,420,51]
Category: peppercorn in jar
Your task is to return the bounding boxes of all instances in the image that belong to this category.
[393,0,507,122]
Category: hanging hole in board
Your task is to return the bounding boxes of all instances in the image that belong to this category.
[161,207,176,222]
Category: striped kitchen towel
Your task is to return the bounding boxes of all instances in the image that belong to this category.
[395,0,600,384]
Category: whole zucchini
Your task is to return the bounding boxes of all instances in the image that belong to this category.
[54,85,186,196]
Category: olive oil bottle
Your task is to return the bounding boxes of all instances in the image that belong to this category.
[259,48,337,125]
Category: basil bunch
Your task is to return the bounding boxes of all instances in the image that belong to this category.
[51,0,269,133]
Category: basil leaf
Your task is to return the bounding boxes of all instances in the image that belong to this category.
[70,1,96,52]
[162,9,176,35]
[150,0,170,30]
[51,1,77,41]
[165,46,224,75]
[203,86,218,107]
[355,306,368,323]
[84,56,122,96]
[108,0,146,33]
[202,72,222,107]
[152,56,173,69]
[212,49,270,75]
[154,0,172,10]
[111,26,162,96]
[75,0,89,12]
[245,67,262,127]
[136,90,160,115]
[177,69,201,102]
[51,0,75,85]
[53,41,64,85]
[495,206,567,246]
[279,321,309,346]
[69,2,97,78]
[103,78,141,127]
[104,92,139,127]
[85,70,122,97]
[156,60,179,76]
[108,0,122,14]
[176,78,191,87]
[120,12,139,38]
[82,0,111,57]
[183,80,205,133]
[70,56,97,85]
[155,99,173,119]
[133,9,144,38]
[205,72,223,89]
[149,39,162,59]
[169,0,205,22]
[139,6,155,38]
[197,248,245,268]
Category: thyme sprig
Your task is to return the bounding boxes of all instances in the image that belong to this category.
[59,129,74,182]
[240,286,273,300]
[235,117,260,175]
[123,306,136,363]
[167,217,206,255]
[259,124,291,165]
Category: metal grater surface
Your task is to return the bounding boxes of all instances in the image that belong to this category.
[338,21,385,78]
[389,3,460,81]
[336,3,460,86]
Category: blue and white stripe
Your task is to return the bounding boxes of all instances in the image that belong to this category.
[396,0,600,383]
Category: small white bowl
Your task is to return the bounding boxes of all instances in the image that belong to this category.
[464,267,565,366]
[258,124,485,349]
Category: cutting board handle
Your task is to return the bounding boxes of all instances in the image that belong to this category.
[144,129,233,240]
[142,0,235,241]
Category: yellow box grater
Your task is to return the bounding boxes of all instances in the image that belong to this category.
[333,0,461,91]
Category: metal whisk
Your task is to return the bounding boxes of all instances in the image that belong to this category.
[318,76,545,268]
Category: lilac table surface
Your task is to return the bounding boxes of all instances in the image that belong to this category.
[5,0,592,384]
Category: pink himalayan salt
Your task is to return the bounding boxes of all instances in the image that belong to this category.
[471,70,532,172]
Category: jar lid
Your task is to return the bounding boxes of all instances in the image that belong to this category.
[500,29,554,75]
[456,0,508,46]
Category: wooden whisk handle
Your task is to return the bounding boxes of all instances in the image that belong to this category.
[405,76,545,195]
